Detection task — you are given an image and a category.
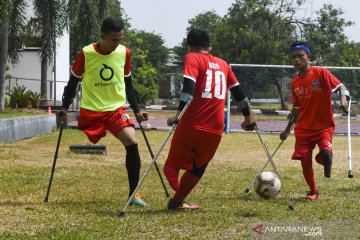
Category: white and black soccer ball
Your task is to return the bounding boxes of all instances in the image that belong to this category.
[144,123,152,131]
[253,171,281,199]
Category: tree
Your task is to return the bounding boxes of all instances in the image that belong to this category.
[182,0,305,109]
[304,4,353,65]
[132,30,169,72]
[32,0,68,105]
[176,0,360,108]
[173,10,222,63]
[122,30,161,103]
[0,0,27,112]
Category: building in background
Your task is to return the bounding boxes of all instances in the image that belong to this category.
[5,2,69,106]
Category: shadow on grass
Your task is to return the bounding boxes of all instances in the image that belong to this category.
[96,208,205,218]
[337,185,360,192]
[0,200,40,207]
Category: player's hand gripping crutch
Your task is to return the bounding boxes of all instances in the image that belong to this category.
[44,120,65,203]
[347,98,353,178]
[138,122,170,197]
[119,97,193,216]
[244,114,297,194]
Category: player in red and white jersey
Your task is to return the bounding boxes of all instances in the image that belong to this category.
[58,17,148,207]
[70,43,131,79]
[163,29,255,210]
[280,42,350,200]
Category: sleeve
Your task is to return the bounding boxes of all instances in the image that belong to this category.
[227,67,240,90]
[71,50,85,78]
[183,54,198,82]
[320,67,343,93]
[124,76,140,113]
[62,74,81,109]
[124,48,131,77]
[178,77,195,111]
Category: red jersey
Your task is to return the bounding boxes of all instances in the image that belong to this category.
[292,66,343,137]
[179,52,239,135]
[71,43,131,78]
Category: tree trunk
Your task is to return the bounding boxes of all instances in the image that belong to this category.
[274,80,288,110]
[0,23,9,112]
[40,58,48,106]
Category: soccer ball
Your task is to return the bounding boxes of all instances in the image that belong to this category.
[144,123,152,131]
[253,171,281,199]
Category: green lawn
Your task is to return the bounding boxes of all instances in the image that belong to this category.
[0,108,47,119]
[0,128,359,239]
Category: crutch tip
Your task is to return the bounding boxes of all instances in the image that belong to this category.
[348,170,353,178]
[244,188,250,193]
[289,205,295,211]
[118,211,125,217]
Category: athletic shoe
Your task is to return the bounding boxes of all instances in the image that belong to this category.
[305,191,319,200]
[167,198,199,210]
[324,157,332,178]
[130,192,146,207]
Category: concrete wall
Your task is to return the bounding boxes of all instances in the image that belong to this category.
[0,115,56,143]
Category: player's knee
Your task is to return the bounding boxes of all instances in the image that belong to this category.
[320,149,332,161]
[189,163,208,178]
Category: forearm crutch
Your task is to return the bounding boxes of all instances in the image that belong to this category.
[245,101,295,210]
[244,116,297,194]
[252,122,295,210]
[44,121,65,203]
[347,98,353,178]
[119,97,193,216]
[139,123,170,197]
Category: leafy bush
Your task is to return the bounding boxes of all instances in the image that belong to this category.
[10,85,31,108]
[28,91,45,108]
[5,93,10,107]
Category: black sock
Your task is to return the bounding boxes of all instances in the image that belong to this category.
[125,144,141,196]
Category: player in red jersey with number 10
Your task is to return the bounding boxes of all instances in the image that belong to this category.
[163,29,255,210]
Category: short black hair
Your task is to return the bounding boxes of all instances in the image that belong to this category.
[186,29,210,48]
[101,16,124,34]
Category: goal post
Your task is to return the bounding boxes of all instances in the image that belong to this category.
[224,64,360,133]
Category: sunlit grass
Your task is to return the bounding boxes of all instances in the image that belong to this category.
[0,128,359,239]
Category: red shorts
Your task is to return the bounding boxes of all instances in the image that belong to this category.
[165,125,222,170]
[77,107,135,144]
[292,130,333,163]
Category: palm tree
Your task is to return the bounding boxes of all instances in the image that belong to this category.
[0,0,27,112]
[32,0,68,105]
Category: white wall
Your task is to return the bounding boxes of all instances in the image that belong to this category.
[6,2,70,104]
[54,29,70,102]
[7,51,53,96]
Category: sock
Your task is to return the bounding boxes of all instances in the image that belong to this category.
[164,165,180,191]
[173,171,201,203]
[125,144,141,196]
[301,157,318,193]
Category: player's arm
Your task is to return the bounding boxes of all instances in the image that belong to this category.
[58,74,81,121]
[337,84,350,114]
[124,76,148,123]
[229,85,254,131]
[167,77,194,126]
[280,107,299,140]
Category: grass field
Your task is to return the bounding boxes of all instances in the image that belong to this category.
[0,108,47,119]
[0,127,359,239]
